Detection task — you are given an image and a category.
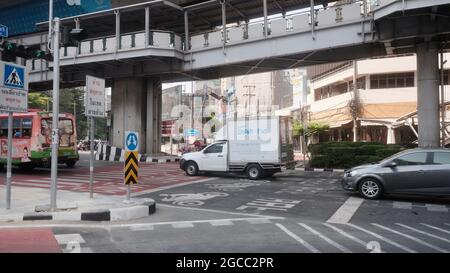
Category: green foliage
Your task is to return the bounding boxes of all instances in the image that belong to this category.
[309,141,404,169]
[292,120,330,137]
[28,88,108,140]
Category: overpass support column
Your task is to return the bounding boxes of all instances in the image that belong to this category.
[111,78,162,154]
[417,42,440,148]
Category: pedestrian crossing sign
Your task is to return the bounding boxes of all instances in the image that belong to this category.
[3,63,25,90]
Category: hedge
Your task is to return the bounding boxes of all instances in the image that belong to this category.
[309,142,404,169]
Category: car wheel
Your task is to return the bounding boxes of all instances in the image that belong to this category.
[246,164,263,180]
[185,161,199,176]
[359,178,383,199]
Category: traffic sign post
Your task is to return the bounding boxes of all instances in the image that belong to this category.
[124,131,139,201]
[85,75,106,199]
[0,61,29,210]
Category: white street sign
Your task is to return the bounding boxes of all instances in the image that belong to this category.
[0,61,28,113]
[85,75,105,117]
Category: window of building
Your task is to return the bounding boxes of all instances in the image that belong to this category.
[370,72,415,89]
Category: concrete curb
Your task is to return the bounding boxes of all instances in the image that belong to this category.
[295,167,346,173]
[4,200,156,222]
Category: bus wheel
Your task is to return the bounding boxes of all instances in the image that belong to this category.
[66,160,77,168]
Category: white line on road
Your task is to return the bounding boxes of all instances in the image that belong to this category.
[393,201,412,210]
[425,204,449,213]
[298,223,351,253]
[420,223,450,235]
[395,223,450,243]
[326,196,364,224]
[210,220,234,226]
[156,203,285,219]
[131,177,219,197]
[275,223,320,253]
[372,223,447,253]
[172,222,195,228]
[346,223,416,253]
[54,234,86,245]
[323,223,368,248]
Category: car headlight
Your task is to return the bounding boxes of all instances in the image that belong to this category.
[345,170,358,177]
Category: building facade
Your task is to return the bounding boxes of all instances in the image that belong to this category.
[306,54,450,146]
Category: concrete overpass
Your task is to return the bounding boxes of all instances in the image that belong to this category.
[3,0,450,153]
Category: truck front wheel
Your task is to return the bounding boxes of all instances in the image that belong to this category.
[185,161,199,176]
[246,164,263,180]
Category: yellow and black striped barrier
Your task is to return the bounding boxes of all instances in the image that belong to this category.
[124,151,139,185]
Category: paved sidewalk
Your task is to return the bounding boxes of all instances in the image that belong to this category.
[0,185,155,222]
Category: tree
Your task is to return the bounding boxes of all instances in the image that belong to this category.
[28,92,51,111]
[293,119,330,137]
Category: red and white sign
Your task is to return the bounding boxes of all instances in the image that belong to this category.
[85,75,105,117]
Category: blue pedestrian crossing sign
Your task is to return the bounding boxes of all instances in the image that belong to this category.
[125,131,139,152]
[0,61,28,113]
[3,64,25,90]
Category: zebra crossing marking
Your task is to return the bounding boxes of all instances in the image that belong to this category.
[372,223,447,253]
[346,223,416,253]
[420,223,450,235]
[275,223,320,253]
[396,223,450,243]
[322,223,368,248]
[298,223,351,253]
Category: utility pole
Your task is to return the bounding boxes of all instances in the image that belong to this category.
[50,16,61,211]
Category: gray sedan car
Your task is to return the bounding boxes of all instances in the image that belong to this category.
[341,148,450,199]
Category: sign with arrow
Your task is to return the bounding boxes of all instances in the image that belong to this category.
[124,131,139,185]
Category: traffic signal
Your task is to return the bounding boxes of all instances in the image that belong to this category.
[61,26,86,47]
[1,41,52,61]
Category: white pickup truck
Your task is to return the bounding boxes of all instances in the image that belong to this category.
[179,116,293,179]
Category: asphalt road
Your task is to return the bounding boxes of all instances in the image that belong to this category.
[1,170,448,253]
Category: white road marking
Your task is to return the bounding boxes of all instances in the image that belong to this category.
[420,223,450,235]
[172,222,195,228]
[131,177,219,197]
[326,196,364,224]
[298,223,351,253]
[323,223,368,248]
[393,201,412,210]
[55,234,86,245]
[372,223,447,253]
[425,204,449,212]
[275,223,320,253]
[396,223,450,243]
[119,217,278,230]
[129,225,155,231]
[346,223,416,253]
[156,203,285,219]
[210,220,234,226]
[246,218,272,224]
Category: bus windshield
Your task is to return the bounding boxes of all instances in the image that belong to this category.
[41,118,74,146]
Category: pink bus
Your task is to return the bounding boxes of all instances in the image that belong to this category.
[0,110,79,169]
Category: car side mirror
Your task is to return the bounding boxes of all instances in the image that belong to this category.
[387,162,397,168]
